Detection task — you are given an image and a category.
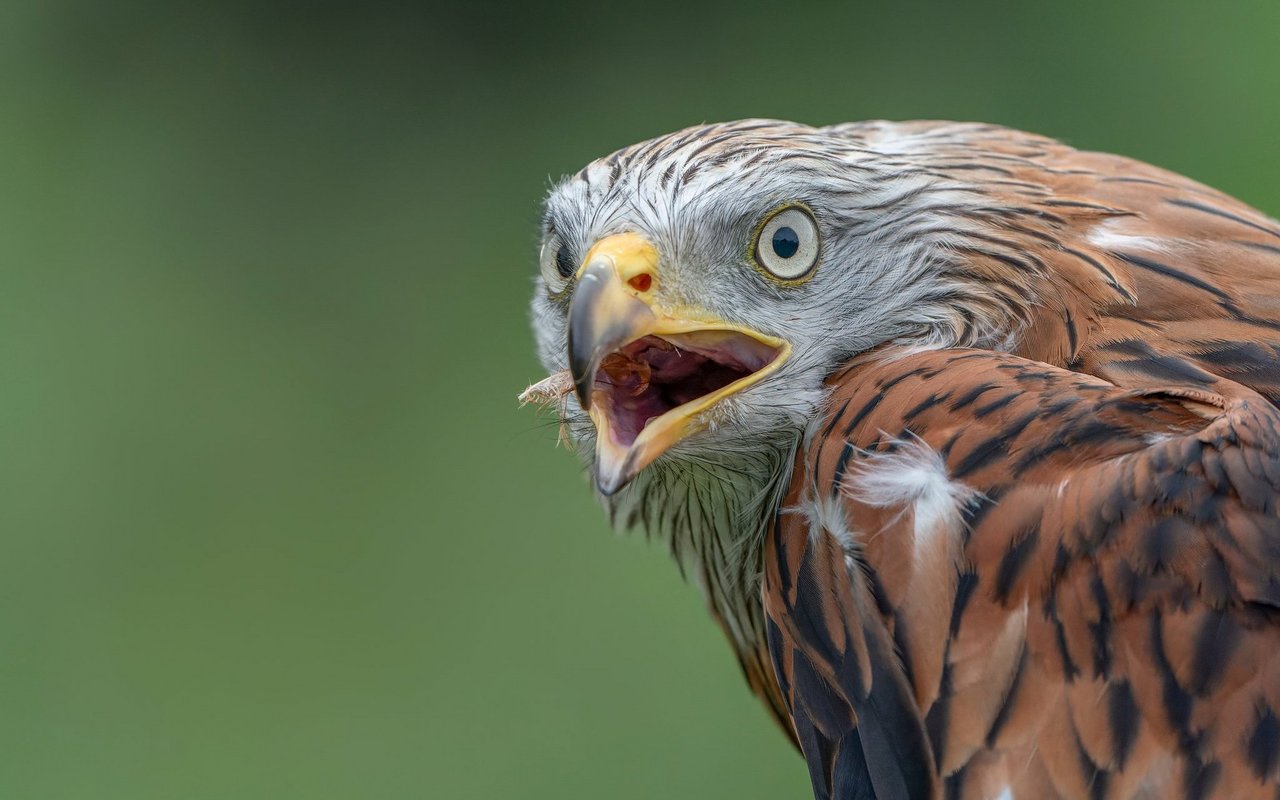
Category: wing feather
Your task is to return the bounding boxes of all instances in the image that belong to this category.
[765,347,1280,798]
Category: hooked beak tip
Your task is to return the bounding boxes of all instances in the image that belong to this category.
[567,259,653,414]
[571,363,594,411]
[565,335,593,412]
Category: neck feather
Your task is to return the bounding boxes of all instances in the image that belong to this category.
[605,432,800,653]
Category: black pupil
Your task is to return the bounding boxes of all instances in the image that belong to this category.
[771,226,800,259]
[555,245,574,277]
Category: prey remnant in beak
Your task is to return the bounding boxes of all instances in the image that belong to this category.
[566,232,790,495]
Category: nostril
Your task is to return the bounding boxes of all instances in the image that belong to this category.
[628,273,653,293]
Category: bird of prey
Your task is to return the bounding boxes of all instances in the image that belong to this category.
[521,119,1280,799]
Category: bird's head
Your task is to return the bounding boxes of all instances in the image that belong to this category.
[527,119,1042,497]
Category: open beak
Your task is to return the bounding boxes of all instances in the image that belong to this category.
[567,232,790,495]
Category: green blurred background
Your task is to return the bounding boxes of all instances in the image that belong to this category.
[1,1,1278,797]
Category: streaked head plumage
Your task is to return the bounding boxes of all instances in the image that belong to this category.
[529,118,1044,506]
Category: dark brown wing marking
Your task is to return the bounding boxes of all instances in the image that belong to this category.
[764,347,1280,799]
[764,497,938,800]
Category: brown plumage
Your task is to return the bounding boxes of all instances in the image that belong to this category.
[527,120,1280,799]
[747,125,1280,799]
[866,122,1280,402]
[765,348,1280,799]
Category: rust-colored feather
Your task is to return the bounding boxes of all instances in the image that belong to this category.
[541,119,1280,799]
[764,347,1280,799]
[746,126,1280,799]
[826,121,1280,401]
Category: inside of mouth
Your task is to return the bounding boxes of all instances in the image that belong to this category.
[593,330,781,447]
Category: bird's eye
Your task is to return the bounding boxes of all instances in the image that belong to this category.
[554,245,574,277]
[539,235,576,293]
[753,205,819,282]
